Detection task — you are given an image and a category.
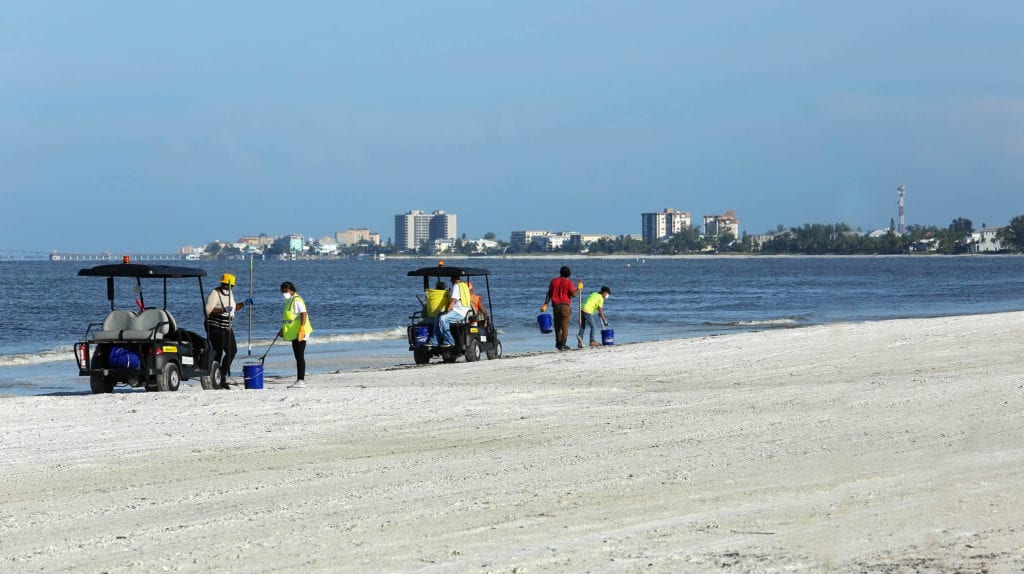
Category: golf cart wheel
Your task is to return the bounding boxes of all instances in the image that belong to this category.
[465,339,481,362]
[413,349,431,365]
[157,363,181,392]
[441,351,458,363]
[200,361,222,390]
[89,375,114,394]
[486,340,503,360]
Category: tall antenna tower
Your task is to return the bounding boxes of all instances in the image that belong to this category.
[897,185,906,235]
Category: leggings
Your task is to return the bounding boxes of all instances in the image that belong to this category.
[208,326,237,377]
[291,339,306,380]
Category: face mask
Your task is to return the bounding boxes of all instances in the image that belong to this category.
[282,293,293,300]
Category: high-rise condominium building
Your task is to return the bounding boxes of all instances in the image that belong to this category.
[641,208,691,243]
[394,210,457,251]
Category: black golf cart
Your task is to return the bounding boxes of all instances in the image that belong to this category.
[407,263,503,364]
[73,259,225,393]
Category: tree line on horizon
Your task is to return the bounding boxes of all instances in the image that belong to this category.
[520,214,1024,256]
[203,215,1024,259]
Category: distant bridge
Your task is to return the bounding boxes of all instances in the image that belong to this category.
[0,251,185,262]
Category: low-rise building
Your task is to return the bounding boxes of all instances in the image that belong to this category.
[531,232,576,251]
[969,228,1004,253]
[748,234,774,251]
[471,238,500,252]
[336,228,381,246]
[573,233,615,246]
[510,230,552,250]
[238,235,275,248]
[433,238,457,253]
[314,236,339,256]
[703,210,740,238]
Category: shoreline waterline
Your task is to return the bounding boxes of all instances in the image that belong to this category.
[3,256,1023,396]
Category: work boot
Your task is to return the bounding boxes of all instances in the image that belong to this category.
[576,335,584,349]
[590,341,601,347]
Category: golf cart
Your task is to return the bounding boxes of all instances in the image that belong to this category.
[407,263,503,364]
[73,258,225,393]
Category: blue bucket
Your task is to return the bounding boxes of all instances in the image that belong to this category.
[601,328,614,346]
[537,313,554,334]
[242,363,264,390]
[413,325,431,346]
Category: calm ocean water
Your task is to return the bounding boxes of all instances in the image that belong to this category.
[2,255,1022,396]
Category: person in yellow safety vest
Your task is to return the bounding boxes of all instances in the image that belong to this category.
[577,286,611,348]
[427,276,471,347]
[278,281,313,388]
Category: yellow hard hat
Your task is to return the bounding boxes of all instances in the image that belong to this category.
[219,273,236,287]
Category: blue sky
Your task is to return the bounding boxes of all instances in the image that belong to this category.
[2,1,1022,252]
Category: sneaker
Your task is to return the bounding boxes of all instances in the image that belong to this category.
[287,380,306,388]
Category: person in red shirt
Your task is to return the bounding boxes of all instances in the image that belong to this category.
[540,266,583,351]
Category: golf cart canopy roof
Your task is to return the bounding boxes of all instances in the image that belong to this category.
[78,263,207,279]
[407,265,490,279]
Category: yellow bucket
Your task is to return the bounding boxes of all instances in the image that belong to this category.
[425,289,448,318]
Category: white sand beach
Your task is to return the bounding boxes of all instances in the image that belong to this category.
[2,312,1024,572]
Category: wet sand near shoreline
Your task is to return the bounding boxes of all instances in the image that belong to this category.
[2,312,1023,572]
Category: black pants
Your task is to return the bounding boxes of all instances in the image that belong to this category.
[209,326,237,377]
[291,339,306,381]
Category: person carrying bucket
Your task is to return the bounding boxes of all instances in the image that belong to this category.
[577,286,611,348]
[205,273,247,385]
[540,266,582,351]
[278,281,312,388]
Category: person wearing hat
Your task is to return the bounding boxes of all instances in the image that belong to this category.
[205,273,245,386]
[577,286,611,348]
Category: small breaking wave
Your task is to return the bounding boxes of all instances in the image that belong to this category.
[309,327,407,345]
[0,328,410,369]
[0,347,75,368]
[702,318,801,329]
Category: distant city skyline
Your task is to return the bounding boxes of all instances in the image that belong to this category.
[3,2,1022,252]
[26,197,1020,257]
[46,199,1023,256]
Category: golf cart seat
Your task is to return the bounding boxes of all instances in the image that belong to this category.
[92,309,138,341]
[121,308,176,340]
